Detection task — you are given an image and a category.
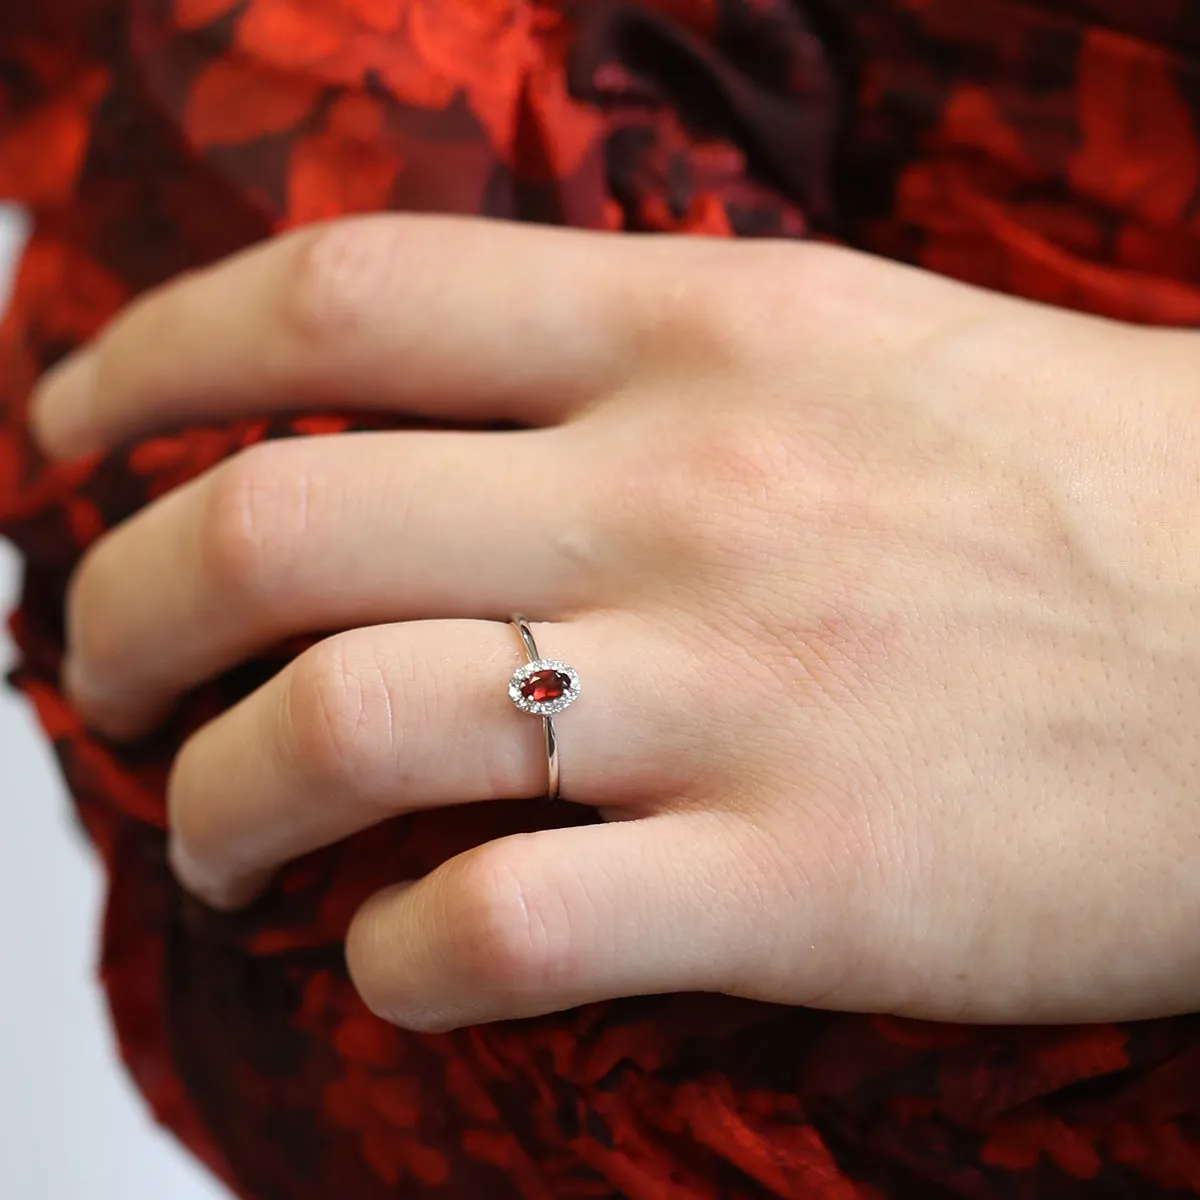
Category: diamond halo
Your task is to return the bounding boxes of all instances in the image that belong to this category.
[508,658,581,716]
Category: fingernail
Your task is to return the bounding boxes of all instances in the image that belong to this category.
[63,655,160,741]
[61,654,113,729]
[62,654,83,702]
[62,654,102,708]
[168,834,273,912]
[62,654,121,727]
[30,350,99,460]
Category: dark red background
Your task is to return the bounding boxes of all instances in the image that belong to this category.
[3,1,1200,1195]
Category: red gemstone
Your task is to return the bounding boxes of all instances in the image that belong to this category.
[520,669,571,704]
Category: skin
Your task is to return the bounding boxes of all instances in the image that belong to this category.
[28,214,1200,1033]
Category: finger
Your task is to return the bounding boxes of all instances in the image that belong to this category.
[30,214,690,459]
[65,428,597,738]
[167,617,684,911]
[344,813,782,1031]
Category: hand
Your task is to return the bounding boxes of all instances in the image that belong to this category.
[30,215,1200,1032]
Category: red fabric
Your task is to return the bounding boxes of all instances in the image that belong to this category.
[4,0,1200,1195]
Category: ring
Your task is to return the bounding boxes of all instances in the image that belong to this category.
[507,614,581,800]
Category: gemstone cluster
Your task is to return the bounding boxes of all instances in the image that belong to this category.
[508,659,581,716]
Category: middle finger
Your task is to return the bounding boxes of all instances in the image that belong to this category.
[66,428,597,737]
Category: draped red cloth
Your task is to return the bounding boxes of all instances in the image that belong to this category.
[4,1,1200,1195]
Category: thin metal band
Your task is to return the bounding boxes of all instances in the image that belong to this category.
[511,613,560,799]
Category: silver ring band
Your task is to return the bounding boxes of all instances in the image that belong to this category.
[507,614,580,800]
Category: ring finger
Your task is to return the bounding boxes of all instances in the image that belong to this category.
[166,615,685,910]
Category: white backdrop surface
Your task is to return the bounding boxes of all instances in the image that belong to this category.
[0,206,227,1199]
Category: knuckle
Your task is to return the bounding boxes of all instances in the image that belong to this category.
[443,842,564,993]
[282,220,392,349]
[603,411,793,571]
[647,251,758,366]
[284,634,397,789]
[647,243,840,367]
[200,442,309,608]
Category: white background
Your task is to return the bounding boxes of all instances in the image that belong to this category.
[0,207,226,1198]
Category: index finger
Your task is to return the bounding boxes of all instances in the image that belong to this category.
[30,214,692,459]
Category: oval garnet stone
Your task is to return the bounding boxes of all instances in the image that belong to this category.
[520,669,571,704]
